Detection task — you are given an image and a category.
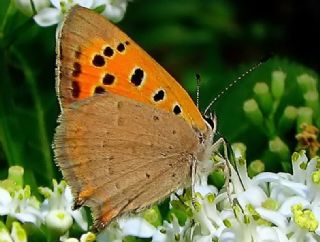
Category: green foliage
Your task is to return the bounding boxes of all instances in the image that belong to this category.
[0,0,58,189]
[238,60,319,171]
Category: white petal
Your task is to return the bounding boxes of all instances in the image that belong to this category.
[312,207,320,235]
[219,228,236,242]
[279,196,309,216]
[195,183,217,197]
[280,180,308,197]
[33,0,51,12]
[101,3,127,22]
[252,172,280,185]
[0,229,13,242]
[237,186,267,207]
[292,151,308,183]
[193,235,213,242]
[203,201,224,227]
[306,158,318,189]
[0,187,12,206]
[75,0,94,8]
[0,207,10,215]
[64,186,74,204]
[70,209,88,231]
[214,191,227,202]
[96,224,123,242]
[92,0,106,8]
[256,226,289,242]
[304,233,320,242]
[255,207,288,229]
[65,239,79,242]
[15,212,38,224]
[151,230,166,242]
[270,184,290,203]
[14,0,34,16]
[119,217,155,238]
[45,209,73,233]
[33,8,62,27]
[50,0,61,9]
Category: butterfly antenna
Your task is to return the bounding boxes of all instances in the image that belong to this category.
[204,54,273,116]
[196,73,201,108]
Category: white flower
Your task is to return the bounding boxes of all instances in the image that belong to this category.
[96,222,123,242]
[0,221,13,242]
[96,149,320,242]
[40,180,88,231]
[0,186,42,225]
[14,0,50,16]
[80,231,96,242]
[93,0,129,22]
[119,217,156,237]
[32,0,130,28]
[60,231,96,242]
[33,0,94,27]
[10,221,28,242]
[152,215,192,242]
[45,209,73,234]
[96,217,155,242]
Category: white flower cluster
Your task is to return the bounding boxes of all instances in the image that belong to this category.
[14,0,130,26]
[0,179,90,241]
[99,149,320,242]
[1,149,319,242]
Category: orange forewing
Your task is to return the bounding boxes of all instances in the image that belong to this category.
[57,6,207,132]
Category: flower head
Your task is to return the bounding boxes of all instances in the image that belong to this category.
[32,0,130,29]
[39,179,88,231]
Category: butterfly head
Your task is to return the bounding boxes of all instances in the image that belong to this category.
[203,111,217,134]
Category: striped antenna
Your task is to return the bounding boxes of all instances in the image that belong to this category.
[196,73,201,108]
[203,54,272,116]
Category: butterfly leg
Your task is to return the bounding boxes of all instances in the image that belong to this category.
[191,156,197,206]
[209,137,235,204]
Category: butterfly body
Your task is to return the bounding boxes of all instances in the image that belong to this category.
[55,6,215,229]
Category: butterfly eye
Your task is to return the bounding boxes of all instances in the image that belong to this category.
[203,112,216,131]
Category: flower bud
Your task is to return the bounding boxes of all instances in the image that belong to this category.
[11,222,27,242]
[80,232,96,242]
[253,82,273,114]
[269,137,290,162]
[248,159,265,177]
[278,106,298,134]
[0,221,12,242]
[45,209,73,235]
[271,70,286,99]
[143,206,162,227]
[243,99,264,128]
[297,107,313,132]
[8,166,24,188]
[303,91,319,116]
[297,74,317,94]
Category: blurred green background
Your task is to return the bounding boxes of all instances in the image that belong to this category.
[0,0,319,188]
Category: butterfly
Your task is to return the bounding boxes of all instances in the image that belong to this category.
[54,5,217,230]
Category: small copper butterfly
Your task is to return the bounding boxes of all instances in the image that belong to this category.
[54,6,216,230]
